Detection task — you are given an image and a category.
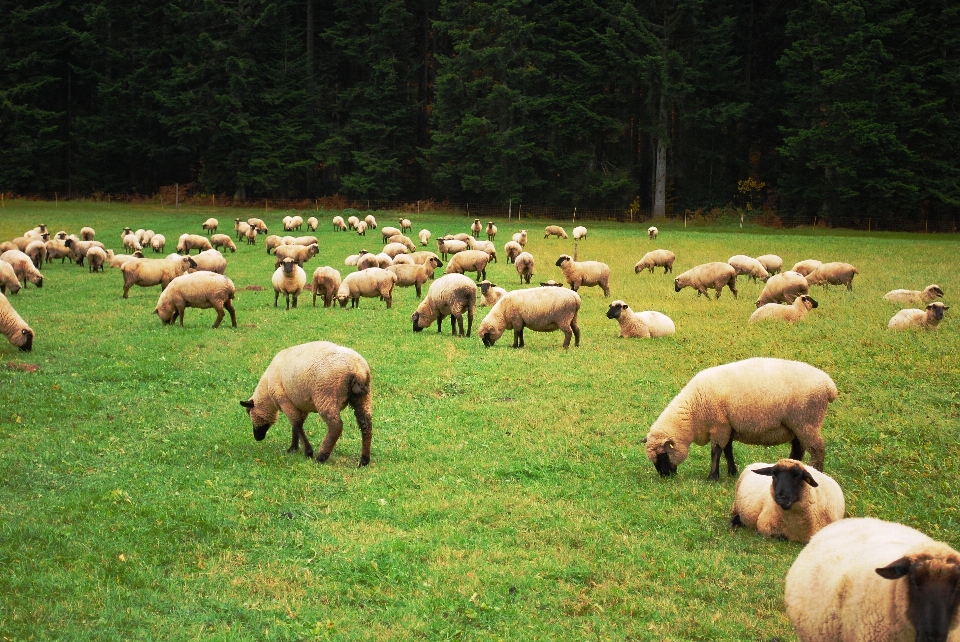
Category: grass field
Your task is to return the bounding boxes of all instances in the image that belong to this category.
[1,200,958,641]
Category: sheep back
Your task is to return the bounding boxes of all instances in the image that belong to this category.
[728,255,770,281]
[755,254,783,275]
[555,254,611,296]
[805,262,859,290]
[445,250,490,281]
[756,271,809,307]
[336,268,397,308]
[478,287,581,348]
[155,271,237,328]
[312,266,343,307]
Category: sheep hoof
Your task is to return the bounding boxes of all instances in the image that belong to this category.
[359,456,370,467]
[286,446,299,454]
[315,452,330,463]
[730,514,743,529]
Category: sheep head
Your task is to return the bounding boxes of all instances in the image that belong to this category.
[16,328,33,352]
[478,318,504,347]
[752,460,817,511]
[875,543,960,642]
[240,399,275,441]
[928,302,949,321]
[555,255,571,268]
[643,432,689,477]
[606,301,628,319]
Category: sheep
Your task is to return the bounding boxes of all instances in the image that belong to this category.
[544,225,568,239]
[80,226,96,241]
[634,249,676,275]
[10,237,33,252]
[437,238,468,260]
[471,218,482,238]
[45,239,73,264]
[0,292,34,351]
[889,302,949,330]
[107,251,144,269]
[504,241,523,264]
[244,226,259,245]
[0,251,43,288]
[210,234,237,253]
[445,249,490,282]
[388,257,443,298]
[336,267,397,309]
[373,253,394,269]
[63,239,105,267]
[202,218,219,234]
[0,261,21,295]
[355,220,368,236]
[120,255,196,298]
[311,266,343,308]
[647,226,658,240]
[642,357,837,480]
[805,262,859,290]
[356,252,380,271]
[141,230,156,246]
[409,251,442,267]
[606,300,675,338]
[418,229,432,246]
[755,271,810,307]
[344,254,360,267]
[240,341,373,466]
[247,217,268,233]
[728,255,770,282]
[154,271,237,328]
[347,215,360,230]
[755,254,782,275]
[24,240,47,269]
[123,233,143,253]
[411,273,477,337]
[282,215,295,231]
[272,258,307,309]
[397,218,411,233]
[86,246,107,273]
[750,294,819,323]
[673,262,738,300]
[234,218,244,239]
[120,226,133,242]
[264,235,284,255]
[479,287,581,349]
[294,215,305,230]
[386,234,416,253]
[791,259,822,277]
[486,221,497,241]
[555,254,611,296]
[479,280,506,307]
[190,248,227,274]
[883,284,944,306]
[515,251,535,284]
[784,517,960,642]
[274,243,318,268]
[288,235,318,247]
[392,254,414,265]
[177,234,213,254]
[573,226,587,240]
[511,230,528,246]
[730,459,843,543]
[308,216,319,231]
[0,242,17,253]
[332,216,347,232]
[150,234,166,253]
[468,238,497,262]
[380,226,402,241]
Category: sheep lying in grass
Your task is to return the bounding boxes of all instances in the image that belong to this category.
[749,294,819,323]
[191,248,227,274]
[544,225,568,239]
[634,250,676,274]
[555,254,610,296]
[673,262,737,299]
[210,234,237,253]
[272,258,307,309]
[0,261,21,295]
[445,249,490,282]
[336,268,397,309]
[0,292,33,351]
[515,252,535,284]
[479,287,581,348]
[418,229,431,246]
[756,271,809,307]
[728,255,769,282]
[388,257,442,298]
[805,262,859,290]
[730,459,844,543]
[121,255,196,298]
[785,518,960,642]
[202,218,219,234]
[479,280,506,307]
[606,300,675,338]
[755,254,782,275]
[240,341,373,466]
[86,246,107,273]
[888,302,949,330]
[151,234,166,253]
[154,272,237,328]
[486,222,497,241]
[504,241,522,264]
[411,273,477,337]
[311,266,342,308]
[643,357,837,480]
[573,226,587,240]
[883,284,944,306]
[0,250,43,289]
[177,234,213,254]
[791,259,822,277]
[647,226,658,240]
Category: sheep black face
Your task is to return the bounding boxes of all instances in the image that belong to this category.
[19,329,33,352]
[800,295,819,308]
[606,303,624,319]
[411,312,424,333]
[876,556,960,642]
[929,302,949,321]
[481,331,493,347]
[674,279,682,293]
[240,399,271,441]
[554,256,570,268]
[753,463,818,511]
[932,286,945,298]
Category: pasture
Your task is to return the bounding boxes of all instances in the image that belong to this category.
[1,200,958,641]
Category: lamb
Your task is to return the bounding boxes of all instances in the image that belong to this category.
[511,230,528,246]
[504,241,523,264]
[749,294,819,323]
[479,287,581,348]
[247,217,268,233]
[107,250,144,269]
[347,215,360,230]
[755,271,809,307]
[45,239,73,264]
[755,254,782,275]
[728,255,770,282]
[479,280,506,307]
[384,240,412,257]
[573,226,587,240]
[437,238,468,260]
[791,259,822,277]
[418,229,432,246]
[784,518,960,642]
[0,261,21,295]
[805,262,859,290]
[605,300,675,338]
[150,234,166,253]
[311,266,343,308]
[80,226,96,241]
[445,249,490,281]
[411,273,477,337]
[121,255,197,298]
[729,459,844,543]
[63,239,105,267]
[634,249,676,274]
[307,216,319,231]
[674,262,738,299]
[515,251,535,284]
[240,341,373,466]
[398,218,411,233]
[24,240,47,269]
[123,233,143,253]
[471,218,482,238]
[888,302,949,330]
[355,220,368,236]
[648,226,658,240]
[154,271,237,328]
[202,218,219,234]
[191,248,227,274]
[332,216,347,232]
[336,267,397,309]
[356,252,380,271]
[486,221,497,241]
[883,284,944,306]
[362,215,376,230]
[274,243,319,268]
[272,258,307,309]
[0,292,34,351]
[210,234,237,253]
[0,250,43,288]
[380,226,401,241]
[544,225,568,239]
[555,254,611,296]
[642,357,837,480]
[177,234,213,254]
[387,257,443,298]
[86,246,107,273]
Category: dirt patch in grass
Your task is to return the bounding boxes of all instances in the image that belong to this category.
[7,362,39,373]
[244,285,264,291]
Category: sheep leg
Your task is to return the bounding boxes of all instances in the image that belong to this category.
[224,301,237,327]
[292,294,299,309]
[274,291,280,307]
[723,439,737,476]
[178,305,187,327]
[353,400,373,467]
[466,309,473,337]
[805,434,825,471]
[572,317,580,347]
[708,444,724,481]
[313,288,318,307]
[788,435,805,461]
[212,304,225,329]
[728,279,738,299]
[453,313,464,336]
[513,326,525,348]
[315,413,343,463]
[435,315,445,333]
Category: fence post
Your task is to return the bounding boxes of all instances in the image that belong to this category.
[868,218,871,232]
[508,199,512,222]
[55,192,58,208]
[175,183,179,209]
[573,207,576,223]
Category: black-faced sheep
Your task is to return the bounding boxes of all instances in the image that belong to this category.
[411,273,477,337]
[606,300,675,338]
[544,225,568,239]
[0,250,43,288]
[202,218,219,234]
[883,284,944,306]
[805,262,859,290]
[154,272,237,328]
[273,258,307,309]
[485,222,497,241]
[0,292,33,351]
[749,294,819,323]
[479,287,581,349]
[888,302,949,330]
[388,257,442,298]
[471,219,482,238]
[479,280,506,307]
[555,254,610,296]
[121,255,196,298]
[674,262,737,299]
[756,271,809,307]
[445,249,490,282]
[634,250,676,274]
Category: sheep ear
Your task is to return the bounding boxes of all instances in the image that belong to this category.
[801,470,819,487]
[239,399,255,409]
[641,437,647,444]
[876,558,911,580]
[665,440,674,450]
[752,466,776,476]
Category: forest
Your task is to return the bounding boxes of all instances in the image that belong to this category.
[1,0,958,226]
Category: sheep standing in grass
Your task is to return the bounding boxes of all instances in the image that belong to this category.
[437,238,468,260]
[151,234,166,253]
[791,259,822,277]
[107,251,144,269]
[64,239,105,267]
[191,248,227,274]
[45,239,73,264]
[240,341,373,466]
[123,233,143,253]
[374,253,393,268]
[336,268,397,309]
[380,226,401,241]
[398,218,411,233]
[634,249,676,274]
[515,252,535,284]
[291,215,304,230]
[445,249,490,282]
[888,302,949,330]
[388,257,442,298]
[307,217,319,231]
[504,241,522,264]
[244,226,259,246]
[81,226,96,241]
[573,226,587,240]
[355,221,368,236]
[755,254,782,275]
[0,251,43,288]
[479,287,581,348]
[468,238,497,262]
[0,262,21,295]
[728,255,769,282]
[418,229,432,246]
[555,254,610,296]
[210,234,237,253]
[486,222,497,241]
[347,215,360,230]
[24,240,46,270]
[479,280,506,307]
[674,262,738,299]
[648,226,658,240]
[750,294,819,323]
[471,219,482,238]
[362,215,376,230]
[274,243,319,268]
[178,234,213,254]
[544,225,568,239]
[332,216,347,231]
[730,459,844,543]
[154,272,237,328]
[411,273,477,337]
[121,255,196,298]
[785,518,960,642]
[756,271,809,307]
[86,246,107,273]
[884,284,944,306]
[202,218,219,234]
[606,300,675,338]
[312,266,343,308]
[386,235,416,253]
[0,292,33,351]
[511,230,528,246]
[805,262,859,290]
[643,357,837,480]
[272,258,307,309]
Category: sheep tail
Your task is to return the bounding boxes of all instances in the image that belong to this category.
[348,372,371,400]
[826,378,839,402]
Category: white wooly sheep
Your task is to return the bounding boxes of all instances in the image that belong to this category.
[573,226,587,240]
[386,234,416,252]
[292,215,304,230]
[45,239,73,264]
[728,255,770,282]
[471,218,482,238]
[648,226,658,240]
[24,240,47,269]
[479,280,506,307]
[80,226,96,241]
[150,234,166,253]
[544,225,568,239]
[307,216,319,231]
[210,234,237,253]
[634,249,676,274]
[642,357,837,480]
[247,217,268,233]
[383,241,411,258]
[120,227,133,241]
[332,216,347,231]
[730,459,844,543]
[245,226,260,245]
[264,235,284,254]
[344,254,360,267]
[272,258,307,309]
[202,218,219,234]
[347,215,360,230]
[468,238,497,262]
[240,341,373,466]
[177,234,212,254]
[418,229,432,246]
[756,271,809,307]
[154,272,237,328]
[0,251,44,288]
[86,246,107,273]
[356,253,380,271]
[63,239,105,267]
[411,273,477,337]
[392,254,414,265]
[883,284,944,306]
[336,267,397,309]
[504,241,523,264]
[373,253,394,269]
[107,251,144,269]
[380,226,401,241]
[274,243,319,268]
[674,262,738,299]
[312,266,343,308]
[479,287,581,349]
[141,230,155,246]
[121,255,196,298]
[791,259,822,277]
[0,261,21,295]
[355,220,368,236]
[0,242,17,253]
[511,230,528,246]
[191,248,227,274]
[515,251,535,284]
[362,214,376,229]
[282,215,294,231]
[388,257,443,298]
[485,221,498,241]
[437,238,468,260]
[123,233,143,253]
[605,300,675,338]
[805,262,859,290]
[445,249,491,282]
[10,237,32,251]
[750,294,819,323]
[0,292,34,351]
[396,217,410,233]
[289,235,318,246]
[409,251,442,267]
[785,518,960,642]
[888,302,949,330]
[755,254,782,275]
[555,254,611,296]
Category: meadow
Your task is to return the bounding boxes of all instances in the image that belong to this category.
[1,200,958,641]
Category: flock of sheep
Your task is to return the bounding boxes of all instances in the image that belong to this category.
[1,213,956,641]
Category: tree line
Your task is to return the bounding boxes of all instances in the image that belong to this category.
[1,0,958,226]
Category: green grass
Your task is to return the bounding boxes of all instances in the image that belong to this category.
[1,200,958,641]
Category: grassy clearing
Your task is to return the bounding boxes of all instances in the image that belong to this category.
[0,200,958,641]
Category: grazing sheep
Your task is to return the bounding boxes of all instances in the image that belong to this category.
[0,261,21,295]
[555,254,611,296]
[364,215,377,230]
[785,518,960,642]
[544,225,568,239]
[154,271,237,328]
[107,251,144,269]
[123,233,143,254]
[634,249,676,275]
[791,259,822,277]
[80,226,96,241]
[755,271,809,307]
[728,255,770,282]
[409,251,442,267]
[380,226,401,241]
[63,239,105,267]
[674,262,738,300]
[888,302,949,330]
[0,242,16,253]
[210,234,237,253]
[240,341,373,466]
[750,294,819,323]
[308,216,319,231]
[289,235,318,247]
[274,243,319,268]
[384,240,413,257]
[150,234,166,253]
[86,246,107,273]
[355,220,368,236]
[388,257,442,298]
[356,252,380,271]
[142,230,155,247]
[445,249,491,282]
[344,254,360,267]
[311,266,343,308]
[398,218,411,233]
[411,273,477,337]
[272,258,307,309]
[244,226,259,245]
[504,241,523,264]
[642,357,837,480]
[24,240,46,269]
[384,234,414,252]
[515,252,535,284]
[120,255,196,298]
[45,239,73,264]
[479,287,581,349]
[730,459,844,543]
[0,292,34,351]
[648,226,658,240]
[486,221,497,241]
[332,216,347,231]
[573,226,587,240]
[805,262,859,290]
[177,234,213,254]
[470,218,482,238]
[418,229,432,246]
[606,300,675,338]
[392,254,414,265]
[511,230,528,246]
[202,218,219,234]
[264,235,284,255]
[756,254,782,275]
[191,248,227,274]
[883,284,944,306]
[247,218,268,233]
[282,215,295,231]
[437,238,468,260]
[347,215,360,230]
[0,250,43,288]
[479,280,506,307]
[336,267,397,309]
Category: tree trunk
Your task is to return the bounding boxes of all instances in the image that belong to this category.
[306,0,314,91]
[653,90,668,218]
